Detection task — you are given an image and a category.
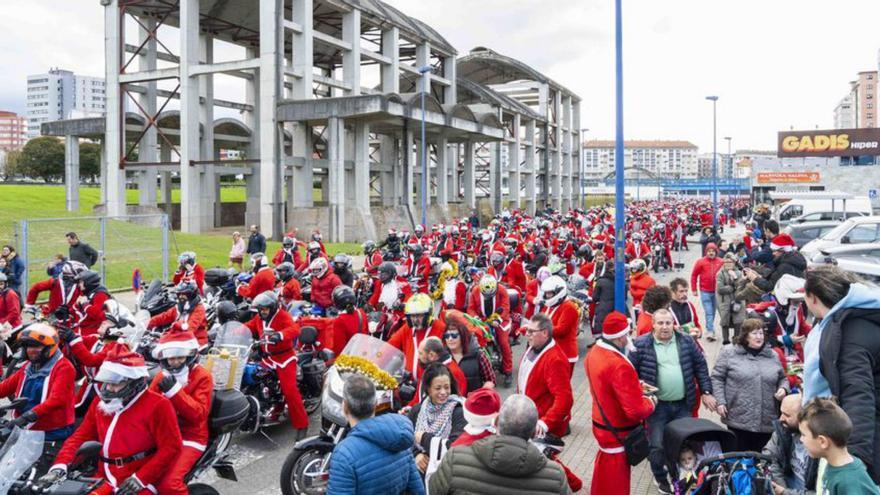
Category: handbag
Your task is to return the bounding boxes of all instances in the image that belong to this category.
[594,392,651,466]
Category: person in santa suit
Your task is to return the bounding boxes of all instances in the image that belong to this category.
[516,313,573,438]
[308,257,342,311]
[538,276,580,375]
[436,261,467,313]
[404,244,432,294]
[361,240,384,277]
[0,323,76,441]
[245,291,309,433]
[629,258,657,312]
[150,331,213,494]
[0,273,21,329]
[368,262,412,317]
[147,281,208,349]
[297,241,328,272]
[450,388,501,447]
[72,270,110,337]
[524,266,551,319]
[172,251,205,295]
[41,349,182,495]
[25,260,85,321]
[585,311,656,495]
[272,236,303,268]
[388,294,446,379]
[274,262,302,306]
[488,250,527,295]
[58,300,135,414]
[238,252,276,300]
[466,275,513,387]
[330,285,367,358]
[625,232,650,262]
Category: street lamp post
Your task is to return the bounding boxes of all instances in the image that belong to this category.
[706,96,719,227]
[419,65,432,228]
[581,128,589,209]
[614,0,626,313]
[724,136,732,202]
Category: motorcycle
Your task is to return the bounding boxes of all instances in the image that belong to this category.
[650,242,671,273]
[279,334,413,495]
[135,279,176,316]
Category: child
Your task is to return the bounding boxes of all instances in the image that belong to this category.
[797,397,880,495]
[677,442,699,493]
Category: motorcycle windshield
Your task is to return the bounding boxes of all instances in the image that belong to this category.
[214,321,253,353]
[0,428,44,495]
[126,309,152,349]
[339,334,405,376]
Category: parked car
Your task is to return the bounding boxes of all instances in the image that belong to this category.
[784,221,841,249]
[774,195,872,227]
[788,210,867,225]
[800,216,880,260]
[807,243,880,283]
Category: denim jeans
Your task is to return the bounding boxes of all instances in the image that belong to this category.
[700,291,717,334]
[647,399,692,482]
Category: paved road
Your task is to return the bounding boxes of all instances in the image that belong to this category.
[203,228,739,494]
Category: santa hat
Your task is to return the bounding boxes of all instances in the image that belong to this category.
[602,311,630,339]
[95,349,149,383]
[463,388,502,427]
[770,234,796,252]
[774,274,806,305]
[152,330,200,360]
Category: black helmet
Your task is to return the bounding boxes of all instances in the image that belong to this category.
[275,262,296,282]
[217,300,238,324]
[253,291,279,320]
[408,244,423,258]
[362,240,376,254]
[175,281,199,301]
[332,285,356,309]
[333,253,352,270]
[490,251,505,266]
[178,251,196,267]
[99,377,147,404]
[576,244,593,260]
[378,262,397,284]
[75,270,102,294]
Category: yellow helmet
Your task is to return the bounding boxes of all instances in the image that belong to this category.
[404,293,434,331]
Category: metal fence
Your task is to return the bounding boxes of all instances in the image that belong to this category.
[13,214,169,293]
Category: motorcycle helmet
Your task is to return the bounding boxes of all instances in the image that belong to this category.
[307,241,322,257]
[217,300,239,325]
[414,224,424,236]
[629,258,647,274]
[378,262,397,284]
[404,293,433,331]
[61,260,88,283]
[479,274,498,297]
[19,323,60,364]
[333,253,352,271]
[175,280,199,301]
[490,251,506,267]
[332,285,356,310]
[362,240,376,254]
[95,350,149,404]
[275,262,296,282]
[312,231,323,242]
[253,291,279,321]
[75,270,102,295]
[101,300,135,340]
[408,244,424,258]
[178,251,196,267]
[541,276,567,307]
[310,257,329,278]
[250,252,266,271]
[576,244,593,260]
[536,266,552,283]
[282,236,295,249]
[152,331,200,374]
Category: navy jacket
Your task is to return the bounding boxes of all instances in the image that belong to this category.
[6,255,25,292]
[327,413,425,495]
[630,331,713,409]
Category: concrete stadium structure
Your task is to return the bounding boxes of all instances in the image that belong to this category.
[44,0,581,241]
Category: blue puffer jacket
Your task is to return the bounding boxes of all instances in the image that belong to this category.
[630,331,713,409]
[327,413,425,495]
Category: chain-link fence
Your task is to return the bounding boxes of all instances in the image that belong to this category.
[14,214,169,293]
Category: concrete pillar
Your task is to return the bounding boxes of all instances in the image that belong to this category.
[137,17,158,207]
[552,90,562,210]
[509,113,522,211]
[200,33,216,229]
[103,0,126,218]
[99,141,107,205]
[443,56,456,105]
[562,95,572,212]
[449,143,460,203]
[354,122,376,239]
[524,119,537,215]
[290,0,313,209]
[489,142,502,213]
[463,141,476,209]
[159,143,172,209]
[259,0,283,239]
[436,135,448,208]
[342,9,361,96]
[65,135,79,212]
[573,100,582,209]
[379,136,397,206]
[327,117,346,241]
[179,0,202,233]
[405,128,416,216]
[381,28,400,93]
[244,47,261,229]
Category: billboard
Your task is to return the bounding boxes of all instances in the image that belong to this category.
[756,172,821,184]
[778,128,880,157]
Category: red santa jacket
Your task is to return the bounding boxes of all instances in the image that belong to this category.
[489,258,527,295]
[53,389,183,492]
[75,290,111,337]
[331,309,368,357]
[524,278,540,319]
[585,340,655,451]
[387,319,446,377]
[450,429,492,448]
[148,304,209,348]
[541,300,580,363]
[149,365,212,450]
[27,278,80,316]
[690,256,723,293]
[466,284,511,331]
[630,272,656,308]
[238,267,276,300]
[0,353,76,432]
[516,340,573,437]
[404,256,432,294]
[278,278,302,305]
[364,251,384,276]
[245,309,301,369]
[0,289,21,327]
[173,264,205,295]
[310,272,342,309]
[272,247,303,269]
[625,241,650,261]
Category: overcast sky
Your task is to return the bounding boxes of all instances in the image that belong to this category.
[2,0,878,152]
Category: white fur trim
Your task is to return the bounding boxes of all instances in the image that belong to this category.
[95,361,149,381]
[151,338,199,359]
[70,336,83,346]
[164,381,183,398]
[182,440,207,452]
[463,407,499,428]
[50,463,67,473]
[602,326,630,340]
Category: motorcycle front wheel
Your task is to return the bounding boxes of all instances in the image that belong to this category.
[280,445,334,495]
[187,483,220,495]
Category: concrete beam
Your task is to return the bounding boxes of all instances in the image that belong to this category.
[313,30,352,51]
[65,136,79,212]
[125,43,254,80]
[190,58,260,77]
[119,67,180,84]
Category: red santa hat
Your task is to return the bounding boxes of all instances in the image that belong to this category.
[152,330,200,360]
[602,311,630,340]
[463,388,502,427]
[770,234,796,252]
[95,348,149,383]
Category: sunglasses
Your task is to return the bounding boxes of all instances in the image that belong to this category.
[443,332,460,339]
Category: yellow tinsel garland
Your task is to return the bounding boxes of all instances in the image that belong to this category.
[334,354,398,390]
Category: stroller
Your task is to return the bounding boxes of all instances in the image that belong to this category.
[663,418,774,495]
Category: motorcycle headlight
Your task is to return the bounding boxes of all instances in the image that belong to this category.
[321,368,346,426]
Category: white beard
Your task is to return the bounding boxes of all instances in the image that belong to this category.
[443,280,458,305]
[98,398,124,416]
[173,368,190,387]
[379,281,399,308]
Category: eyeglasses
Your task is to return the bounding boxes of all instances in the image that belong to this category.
[443,332,460,339]
[524,327,546,335]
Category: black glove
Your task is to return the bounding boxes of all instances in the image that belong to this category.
[53,305,70,321]
[10,410,37,428]
[157,374,177,394]
[57,326,76,343]
[37,468,66,488]
[116,476,145,495]
[268,332,284,344]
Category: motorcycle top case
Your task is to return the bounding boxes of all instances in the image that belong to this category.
[210,389,251,434]
[205,268,233,287]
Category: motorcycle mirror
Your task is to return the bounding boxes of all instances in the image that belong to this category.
[299,326,318,345]
[6,397,28,413]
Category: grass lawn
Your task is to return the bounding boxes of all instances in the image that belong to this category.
[0,184,360,291]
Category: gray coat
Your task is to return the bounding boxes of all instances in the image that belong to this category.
[711,345,789,433]
[716,269,747,328]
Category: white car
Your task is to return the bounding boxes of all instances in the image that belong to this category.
[808,243,880,283]
[800,216,880,260]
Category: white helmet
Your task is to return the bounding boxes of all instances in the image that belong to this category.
[541,276,567,307]
[629,258,647,274]
[536,266,552,283]
[101,300,136,340]
[479,274,498,297]
[309,257,329,278]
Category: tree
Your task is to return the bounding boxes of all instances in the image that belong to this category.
[19,137,64,182]
[80,142,101,183]
[1,150,22,180]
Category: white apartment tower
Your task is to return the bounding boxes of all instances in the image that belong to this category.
[26,68,106,137]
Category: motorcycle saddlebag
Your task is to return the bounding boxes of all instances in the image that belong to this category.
[209,389,251,434]
[205,268,232,288]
